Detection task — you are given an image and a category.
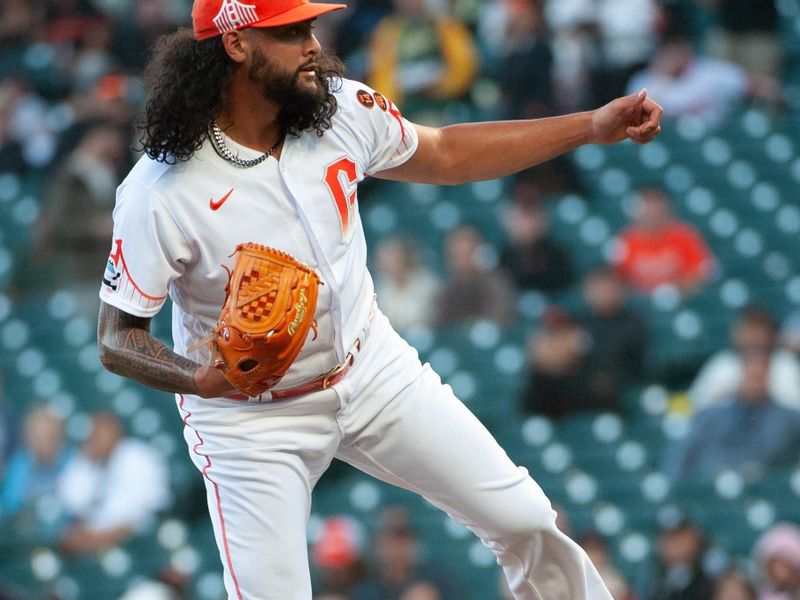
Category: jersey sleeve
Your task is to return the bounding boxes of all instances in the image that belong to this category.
[98,179,190,318]
[338,80,419,175]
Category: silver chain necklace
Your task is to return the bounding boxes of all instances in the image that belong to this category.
[209,123,282,168]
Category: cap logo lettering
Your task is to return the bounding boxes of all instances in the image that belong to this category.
[213,0,260,35]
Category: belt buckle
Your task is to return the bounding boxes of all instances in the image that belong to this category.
[321,340,362,389]
[322,358,349,389]
[322,341,361,390]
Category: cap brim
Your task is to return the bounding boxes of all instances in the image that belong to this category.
[251,2,346,28]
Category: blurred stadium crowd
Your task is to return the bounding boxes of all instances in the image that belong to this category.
[1,0,800,598]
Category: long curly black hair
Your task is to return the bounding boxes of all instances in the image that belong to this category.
[138,28,344,164]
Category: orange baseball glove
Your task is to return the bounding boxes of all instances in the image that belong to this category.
[213,243,321,397]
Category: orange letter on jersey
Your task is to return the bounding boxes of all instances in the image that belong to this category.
[324,157,358,238]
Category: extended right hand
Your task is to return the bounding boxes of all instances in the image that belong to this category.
[590,89,663,145]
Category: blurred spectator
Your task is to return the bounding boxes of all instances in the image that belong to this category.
[19,1,145,125]
[77,72,146,127]
[117,564,189,600]
[480,0,555,119]
[509,155,583,198]
[56,411,171,555]
[40,7,134,113]
[374,237,440,334]
[589,0,662,105]
[499,181,573,293]
[701,0,781,78]
[667,350,800,481]
[434,224,514,327]
[352,506,451,600]
[779,311,800,359]
[367,0,478,120]
[0,78,57,171]
[579,266,648,407]
[626,35,782,129]
[579,532,634,600]
[66,16,116,93]
[612,187,713,296]
[521,306,606,418]
[689,306,800,411]
[398,582,441,600]
[649,514,714,600]
[0,0,43,47]
[108,0,190,71]
[544,0,661,111]
[753,523,800,600]
[542,0,594,111]
[712,571,756,600]
[311,516,368,598]
[118,582,181,600]
[32,122,125,310]
[1,406,72,517]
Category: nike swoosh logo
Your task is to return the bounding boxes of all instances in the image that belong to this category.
[210,188,234,211]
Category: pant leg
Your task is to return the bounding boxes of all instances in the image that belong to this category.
[177,393,342,600]
[334,314,612,600]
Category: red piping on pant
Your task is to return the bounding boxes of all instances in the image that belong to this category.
[178,395,243,600]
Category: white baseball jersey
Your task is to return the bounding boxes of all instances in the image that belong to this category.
[99,78,418,389]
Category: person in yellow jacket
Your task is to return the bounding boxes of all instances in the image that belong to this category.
[368,0,478,119]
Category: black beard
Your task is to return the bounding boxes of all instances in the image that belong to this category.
[248,47,328,128]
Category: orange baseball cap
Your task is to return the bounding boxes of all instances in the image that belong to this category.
[192,0,346,41]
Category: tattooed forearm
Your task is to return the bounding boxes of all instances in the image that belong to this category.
[98,302,200,394]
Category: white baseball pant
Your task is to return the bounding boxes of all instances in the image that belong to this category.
[178,310,612,600]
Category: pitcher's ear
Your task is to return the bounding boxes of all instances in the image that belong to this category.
[221,30,248,64]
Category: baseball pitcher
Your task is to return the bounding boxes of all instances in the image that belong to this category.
[97,0,663,598]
